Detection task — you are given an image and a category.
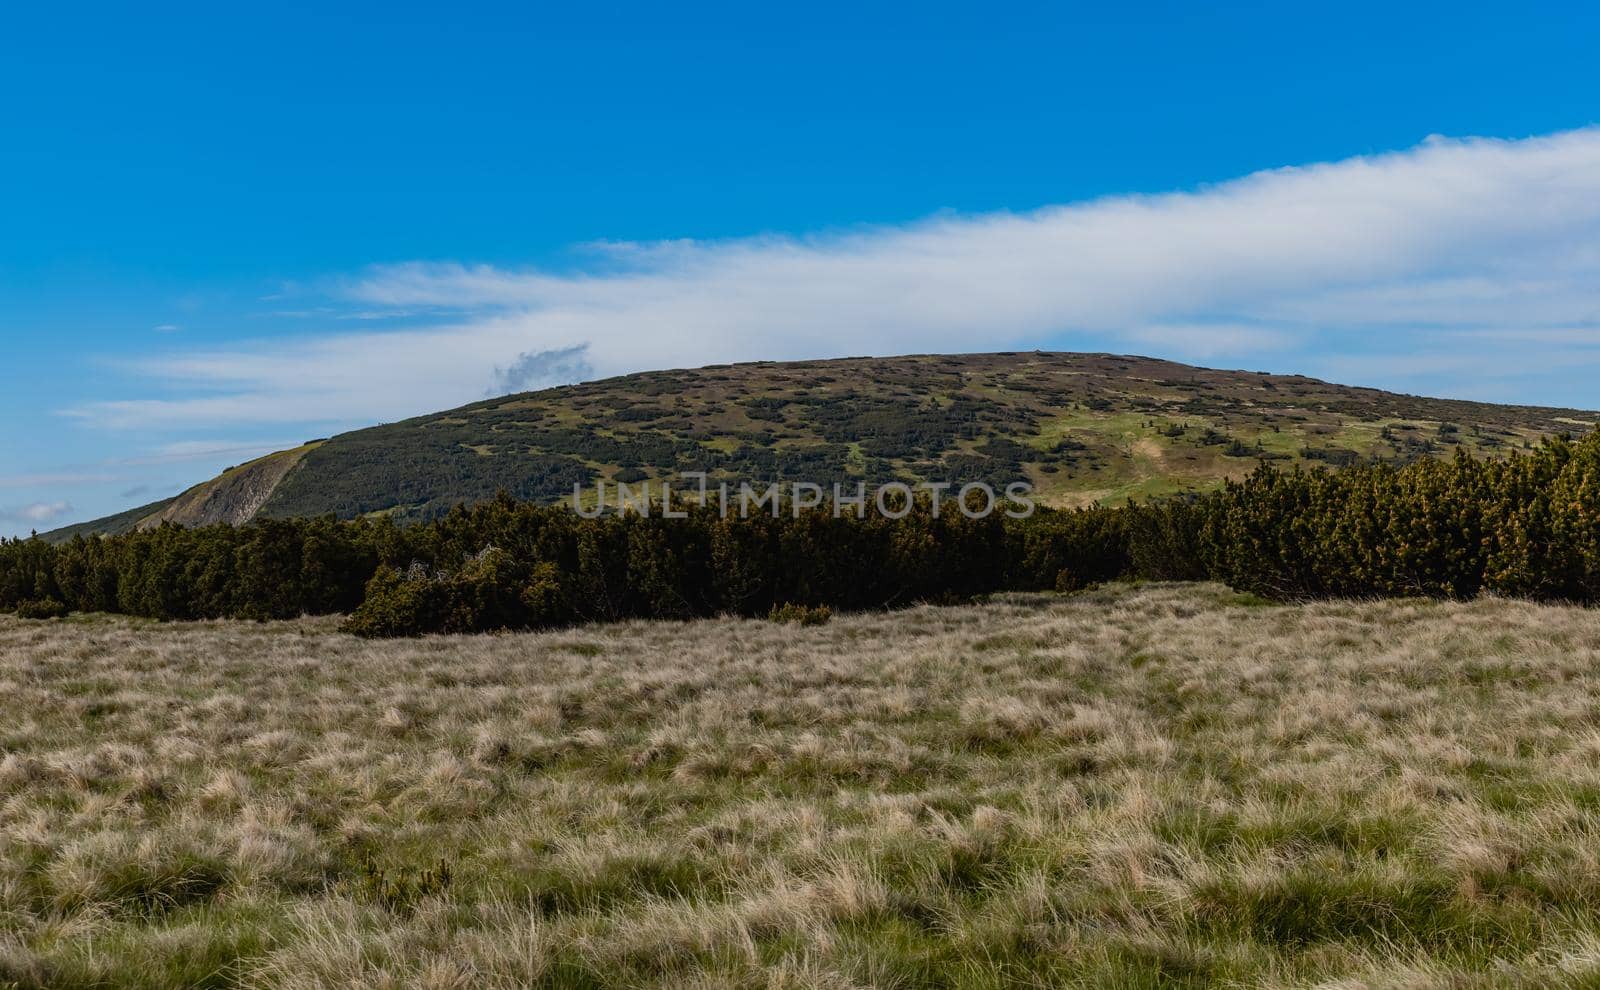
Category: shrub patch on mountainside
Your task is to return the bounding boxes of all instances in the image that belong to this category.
[47,352,1598,537]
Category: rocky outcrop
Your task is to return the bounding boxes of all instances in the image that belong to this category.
[134,444,320,530]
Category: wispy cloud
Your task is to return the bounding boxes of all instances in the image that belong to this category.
[110,440,301,466]
[0,472,119,489]
[66,128,1600,428]
[0,501,74,526]
[490,344,594,395]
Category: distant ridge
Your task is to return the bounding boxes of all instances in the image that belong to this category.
[44,352,1597,540]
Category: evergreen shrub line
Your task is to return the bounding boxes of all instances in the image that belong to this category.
[4,433,1597,635]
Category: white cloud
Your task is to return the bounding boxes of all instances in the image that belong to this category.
[67,128,1600,428]
[110,440,303,466]
[490,344,594,395]
[1118,322,1296,361]
[0,501,74,525]
[0,472,118,489]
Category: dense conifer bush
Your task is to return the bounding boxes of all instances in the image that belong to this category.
[1200,434,1600,603]
[13,597,68,620]
[766,602,833,625]
[4,431,1598,634]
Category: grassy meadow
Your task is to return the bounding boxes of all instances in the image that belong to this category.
[6,584,1600,987]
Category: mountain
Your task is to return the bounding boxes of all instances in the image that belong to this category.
[45,352,1597,540]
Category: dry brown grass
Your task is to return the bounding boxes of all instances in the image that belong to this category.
[5,584,1600,987]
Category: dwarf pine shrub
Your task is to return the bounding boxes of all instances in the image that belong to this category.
[7,431,1600,633]
[14,597,67,620]
[767,602,832,625]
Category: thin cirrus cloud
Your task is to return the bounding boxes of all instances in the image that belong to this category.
[68,127,1600,430]
[0,472,118,489]
[0,501,74,526]
[110,440,302,466]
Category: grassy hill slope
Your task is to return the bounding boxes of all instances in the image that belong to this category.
[49,351,1598,537]
[41,445,321,543]
[36,495,181,543]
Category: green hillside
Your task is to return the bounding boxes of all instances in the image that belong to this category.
[37,495,180,543]
[48,352,1598,537]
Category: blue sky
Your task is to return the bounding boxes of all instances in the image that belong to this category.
[4,1,1600,535]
